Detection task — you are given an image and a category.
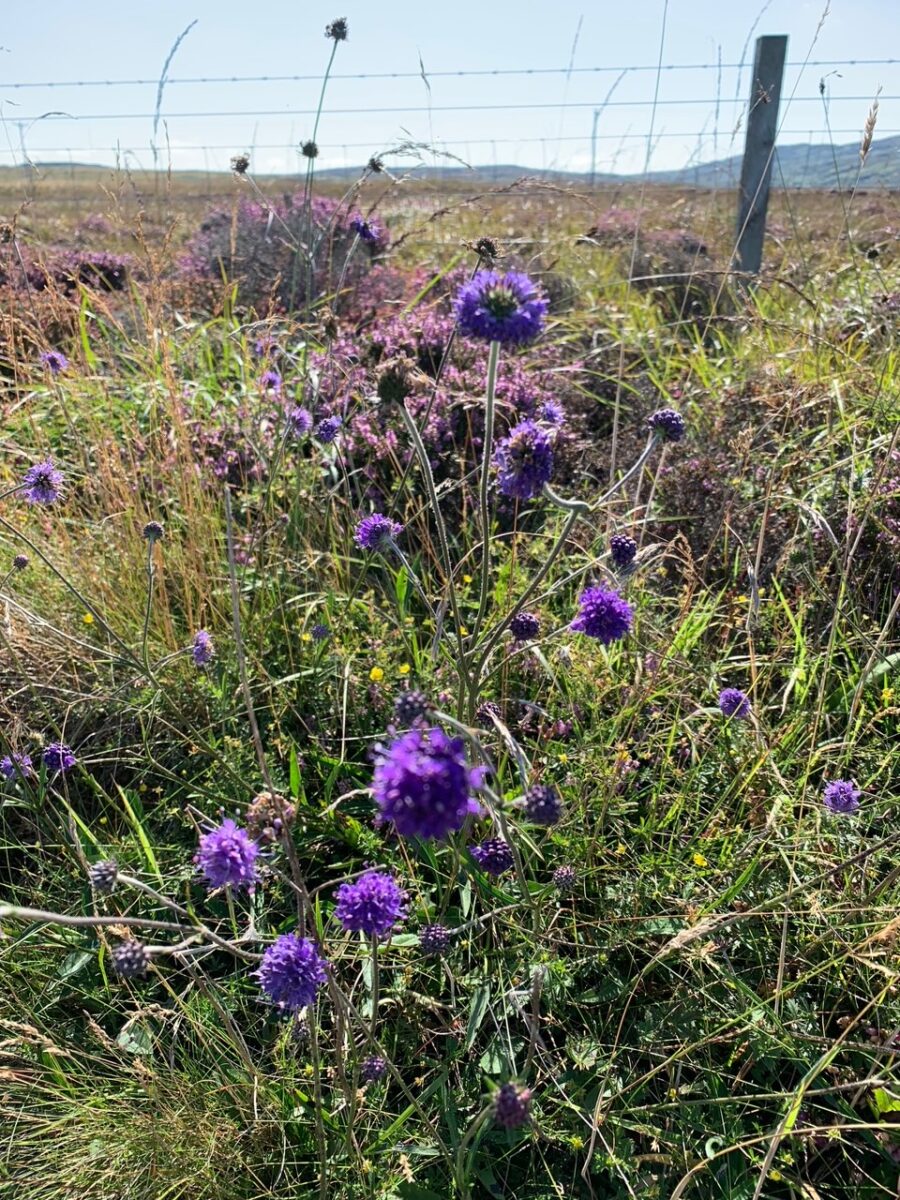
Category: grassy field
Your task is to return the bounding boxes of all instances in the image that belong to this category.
[1,134,899,1200]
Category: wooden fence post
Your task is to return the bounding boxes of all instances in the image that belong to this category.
[735,34,788,277]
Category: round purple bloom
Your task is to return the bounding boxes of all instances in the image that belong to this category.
[553,864,577,893]
[393,689,430,728]
[195,818,259,891]
[111,941,150,978]
[334,869,407,939]
[718,688,751,720]
[822,779,861,815]
[509,611,540,642]
[361,1054,388,1082]
[493,1083,532,1129]
[538,399,566,428]
[256,933,328,1012]
[40,350,68,375]
[12,554,29,571]
[453,270,548,345]
[610,534,637,570]
[419,923,451,956]
[354,513,403,552]
[311,622,330,642]
[89,859,118,894]
[648,408,686,442]
[191,629,215,667]
[287,406,313,437]
[143,520,164,542]
[260,370,282,392]
[494,419,554,501]
[22,459,63,505]
[0,753,33,781]
[372,726,483,840]
[475,700,502,728]
[470,837,514,877]
[42,743,76,773]
[570,587,634,645]
[523,784,562,826]
[315,415,342,444]
[350,214,381,243]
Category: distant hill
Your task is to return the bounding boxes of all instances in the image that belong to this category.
[11,133,900,189]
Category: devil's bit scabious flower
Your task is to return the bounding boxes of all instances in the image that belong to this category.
[453,270,548,345]
[40,350,68,375]
[571,587,634,645]
[43,743,76,773]
[231,153,250,174]
[361,1055,388,1082]
[494,420,554,501]
[648,408,686,442]
[350,214,381,243]
[245,791,296,843]
[260,370,282,392]
[287,406,313,437]
[823,779,861,814]
[257,934,328,1012]
[22,459,63,505]
[393,689,429,728]
[553,864,577,893]
[419,923,451,956]
[718,688,751,719]
[493,1083,532,1129]
[311,622,330,642]
[325,16,348,40]
[538,398,566,427]
[0,753,33,781]
[372,727,483,840]
[89,859,118,894]
[195,818,259,891]
[143,520,164,542]
[524,784,562,826]
[191,630,215,666]
[474,236,499,263]
[470,837,514,876]
[315,415,341,443]
[334,869,406,938]
[111,941,150,978]
[12,554,29,571]
[475,700,502,727]
[354,513,403,552]
[301,140,319,159]
[509,611,540,642]
[610,533,637,570]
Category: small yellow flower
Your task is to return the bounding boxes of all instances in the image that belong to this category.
[615,843,626,856]
[301,631,312,643]
[82,612,94,625]
[558,753,568,764]
[459,626,469,637]
[369,666,384,683]
[398,662,410,676]
[693,852,709,868]
[462,574,473,585]
[881,685,895,707]
[303,1063,314,1078]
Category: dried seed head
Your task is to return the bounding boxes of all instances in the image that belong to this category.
[231,153,250,175]
[301,140,319,159]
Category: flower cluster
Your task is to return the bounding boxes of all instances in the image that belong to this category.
[334,870,407,938]
[822,779,861,814]
[494,420,554,500]
[372,727,483,840]
[257,934,329,1012]
[195,818,259,891]
[570,588,634,645]
[354,513,403,552]
[22,459,63,505]
[718,688,751,719]
[470,838,514,876]
[453,271,548,345]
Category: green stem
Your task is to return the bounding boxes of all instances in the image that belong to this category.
[141,539,154,677]
[472,340,501,644]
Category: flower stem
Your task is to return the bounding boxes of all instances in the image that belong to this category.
[472,339,501,644]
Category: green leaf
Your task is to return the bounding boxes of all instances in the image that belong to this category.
[57,950,93,981]
[464,983,491,1050]
[116,1022,153,1055]
[397,1185,445,1200]
[872,1087,900,1114]
[289,744,301,799]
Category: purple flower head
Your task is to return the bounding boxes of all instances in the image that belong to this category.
[361,1054,388,1082]
[315,415,342,444]
[509,611,540,642]
[823,779,861,815]
[372,726,484,840]
[89,859,118,894]
[311,622,331,642]
[256,933,328,1012]
[523,784,562,826]
[40,350,68,375]
[648,408,686,443]
[453,270,548,345]
[350,214,382,243]
[195,818,259,891]
[493,1083,532,1129]
[354,513,403,552]
[143,520,164,543]
[333,869,407,939]
[470,837,514,877]
[111,941,150,978]
[12,554,29,571]
[475,700,502,728]
[191,629,215,667]
[494,420,554,501]
[718,688,751,720]
[253,336,276,359]
[287,406,313,437]
[22,459,63,505]
[419,923,451,956]
[1,753,33,781]
[393,689,430,728]
[538,399,566,428]
[553,864,577,893]
[571,587,634,645]
[42,743,76,773]
[260,370,282,392]
[610,534,637,570]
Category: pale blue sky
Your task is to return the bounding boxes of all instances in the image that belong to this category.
[1,1,898,174]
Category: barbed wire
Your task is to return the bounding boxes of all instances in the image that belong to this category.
[2,58,900,89]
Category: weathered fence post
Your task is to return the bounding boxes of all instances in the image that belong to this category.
[735,34,788,278]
